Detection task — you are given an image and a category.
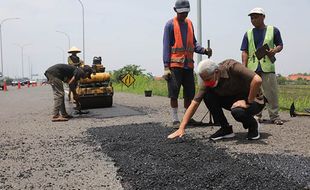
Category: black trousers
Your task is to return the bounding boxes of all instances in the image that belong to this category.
[203,91,265,129]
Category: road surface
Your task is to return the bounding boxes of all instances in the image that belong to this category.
[0,85,309,189]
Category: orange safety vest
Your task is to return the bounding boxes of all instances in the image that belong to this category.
[170,17,195,69]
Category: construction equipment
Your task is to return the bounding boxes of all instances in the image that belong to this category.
[76,56,113,109]
[290,102,310,117]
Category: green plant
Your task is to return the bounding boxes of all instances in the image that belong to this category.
[278,85,310,112]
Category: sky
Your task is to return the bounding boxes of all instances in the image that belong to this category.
[0,0,309,79]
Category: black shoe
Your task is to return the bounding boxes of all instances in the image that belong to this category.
[171,121,180,129]
[187,118,200,125]
[172,120,180,125]
[247,124,260,140]
[210,125,235,141]
[272,119,284,125]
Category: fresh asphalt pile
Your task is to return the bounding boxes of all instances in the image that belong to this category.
[88,123,309,190]
[0,86,309,189]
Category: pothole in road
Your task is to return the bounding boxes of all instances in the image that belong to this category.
[87,123,308,190]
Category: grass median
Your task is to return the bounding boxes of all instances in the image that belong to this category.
[114,76,310,112]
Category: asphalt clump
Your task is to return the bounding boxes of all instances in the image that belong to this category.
[88,123,309,190]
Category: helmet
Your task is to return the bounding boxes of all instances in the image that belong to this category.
[174,0,190,13]
[68,46,81,53]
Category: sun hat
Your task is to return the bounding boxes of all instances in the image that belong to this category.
[68,46,81,53]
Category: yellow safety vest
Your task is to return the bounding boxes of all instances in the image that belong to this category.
[247,25,275,72]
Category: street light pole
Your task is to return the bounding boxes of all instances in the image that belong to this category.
[0,17,20,76]
[197,0,202,64]
[77,0,85,61]
[28,56,32,79]
[56,30,71,50]
[56,46,65,63]
[15,43,31,78]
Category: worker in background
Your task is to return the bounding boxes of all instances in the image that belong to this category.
[168,59,265,140]
[44,64,94,122]
[68,46,83,67]
[67,46,84,101]
[241,8,284,125]
[163,0,212,126]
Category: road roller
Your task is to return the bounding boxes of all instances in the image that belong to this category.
[76,57,113,109]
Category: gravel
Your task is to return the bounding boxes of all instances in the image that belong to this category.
[0,85,309,189]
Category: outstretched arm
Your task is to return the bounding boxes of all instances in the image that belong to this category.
[167,100,201,139]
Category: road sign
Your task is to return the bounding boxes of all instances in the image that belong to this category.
[121,73,135,88]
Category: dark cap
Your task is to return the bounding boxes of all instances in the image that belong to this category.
[81,65,95,79]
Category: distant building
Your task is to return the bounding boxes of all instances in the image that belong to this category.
[154,76,164,81]
[287,74,310,81]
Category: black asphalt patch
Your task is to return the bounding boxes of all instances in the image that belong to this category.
[69,104,145,119]
[87,123,309,190]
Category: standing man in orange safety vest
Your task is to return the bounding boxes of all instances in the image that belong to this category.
[163,0,212,126]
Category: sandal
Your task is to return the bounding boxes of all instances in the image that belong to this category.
[52,116,69,122]
[273,119,283,125]
[52,114,60,119]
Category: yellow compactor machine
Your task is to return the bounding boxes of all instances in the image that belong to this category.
[77,57,113,109]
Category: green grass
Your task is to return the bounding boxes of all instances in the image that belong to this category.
[114,75,170,97]
[278,85,310,112]
[114,77,310,112]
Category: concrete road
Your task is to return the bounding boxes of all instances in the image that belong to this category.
[0,85,309,189]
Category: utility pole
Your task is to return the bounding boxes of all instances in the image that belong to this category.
[77,0,85,61]
[56,46,65,63]
[28,56,32,79]
[56,30,71,50]
[197,0,202,64]
[0,17,20,76]
[15,43,31,78]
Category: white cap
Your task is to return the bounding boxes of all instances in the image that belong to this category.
[248,7,265,16]
[174,0,190,13]
[175,7,190,13]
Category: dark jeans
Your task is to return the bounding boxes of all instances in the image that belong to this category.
[203,91,265,129]
[167,68,195,99]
